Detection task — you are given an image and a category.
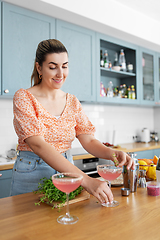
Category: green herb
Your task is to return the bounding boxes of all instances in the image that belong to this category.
[34,177,83,209]
[113,153,119,166]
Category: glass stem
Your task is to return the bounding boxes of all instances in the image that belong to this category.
[108,181,111,188]
[66,193,70,217]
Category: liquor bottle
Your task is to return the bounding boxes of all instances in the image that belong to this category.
[156,157,160,170]
[107,81,113,97]
[119,49,126,71]
[104,50,109,68]
[131,85,136,99]
[100,50,104,67]
[128,87,132,99]
[113,52,119,66]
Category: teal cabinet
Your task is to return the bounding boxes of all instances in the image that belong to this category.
[96,32,140,105]
[135,150,153,159]
[155,52,160,106]
[1,2,55,97]
[0,169,12,198]
[139,47,157,106]
[56,20,96,101]
[135,149,160,159]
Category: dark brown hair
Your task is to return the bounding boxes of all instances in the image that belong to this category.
[31,39,68,86]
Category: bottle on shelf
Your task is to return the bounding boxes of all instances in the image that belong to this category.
[128,87,132,99]
[119,49,126,71]
[107,81,113,97]
[131,85,136,99]
[100,50,104,67]
[104,50,109,68]
[113,52,119,67]
[100,82,106,97]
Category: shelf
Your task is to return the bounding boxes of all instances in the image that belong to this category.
[100,67,136,79]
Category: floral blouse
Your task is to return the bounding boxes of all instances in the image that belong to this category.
[13,89,95,153]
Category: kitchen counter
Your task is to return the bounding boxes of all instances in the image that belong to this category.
[1,141,160,171]
[0,187,160,240]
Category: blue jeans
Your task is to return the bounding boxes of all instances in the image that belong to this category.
[10,150,74,196]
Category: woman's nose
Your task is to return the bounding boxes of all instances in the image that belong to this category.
[56,67,63,77]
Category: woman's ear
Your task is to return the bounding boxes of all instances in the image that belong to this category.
[35,62,42,75]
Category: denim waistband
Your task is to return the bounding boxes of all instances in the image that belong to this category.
[18,149,72,161]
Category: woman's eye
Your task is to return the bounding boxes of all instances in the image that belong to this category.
[50,67,56,70]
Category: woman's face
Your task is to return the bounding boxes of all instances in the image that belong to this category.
[36,52,69,89]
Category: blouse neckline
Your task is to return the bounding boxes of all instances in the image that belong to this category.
[22,88,69,120]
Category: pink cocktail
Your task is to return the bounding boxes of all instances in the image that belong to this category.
[98,169,122,181]
[52,178,82,193]
[52,173,83,225]
[97,164,123,207]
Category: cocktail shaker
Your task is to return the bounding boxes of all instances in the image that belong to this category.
[123,152,139,192]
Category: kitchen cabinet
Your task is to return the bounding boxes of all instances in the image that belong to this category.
[139,47,157,106]
[0,169,12,198]
[135,148,160,159]
[56,20,96,101]
[1,2,55,97]
[96,32,140,105]
[155,52,160,105]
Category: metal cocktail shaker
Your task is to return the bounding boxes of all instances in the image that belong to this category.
[123,152,139,192]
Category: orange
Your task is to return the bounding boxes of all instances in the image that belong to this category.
[153,155,159,165]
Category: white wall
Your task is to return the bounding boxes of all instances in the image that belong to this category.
[0,98,154,156]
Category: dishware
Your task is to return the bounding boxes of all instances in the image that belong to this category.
[146,181,160,196]
[52,173,83,224]
[97,164,123,207]
[121,187,130,196]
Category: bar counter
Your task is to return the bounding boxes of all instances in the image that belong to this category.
[0,186,160,240]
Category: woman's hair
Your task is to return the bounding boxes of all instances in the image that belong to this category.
[31,39,68,86]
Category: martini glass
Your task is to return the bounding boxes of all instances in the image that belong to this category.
[97,164,123,207]
[52,173,83,224]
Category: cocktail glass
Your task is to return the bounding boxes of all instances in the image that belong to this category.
[97,164,123,207]
[52,172,83,224]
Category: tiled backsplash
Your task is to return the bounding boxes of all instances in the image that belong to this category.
[0,98,157,156]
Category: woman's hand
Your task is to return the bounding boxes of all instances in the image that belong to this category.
[111,150,135,170]
[81,175,113,204]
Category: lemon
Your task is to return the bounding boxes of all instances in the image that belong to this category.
[138,160,148,172]
[146,164,156,180]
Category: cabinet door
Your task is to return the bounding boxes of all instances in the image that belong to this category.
[0,169,12,198]
[1,2,55,96]
[155,53,160,106]
[139,48,156,106]
[96,33,140,105]
[56,20,96,101]
[135,150,153,159]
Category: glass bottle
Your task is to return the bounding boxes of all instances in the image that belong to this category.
[119,49,126,71]
[107,81,113,97]
[104,50,109,68]
[100,50,104,67]
[128,87,132,99]
[113,52,119,66]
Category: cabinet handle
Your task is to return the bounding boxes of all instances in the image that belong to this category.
[4,89,9,94]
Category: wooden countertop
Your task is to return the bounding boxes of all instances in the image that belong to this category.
[0,187,160,240]
[1,141,160,171]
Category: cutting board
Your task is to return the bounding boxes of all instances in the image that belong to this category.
[38,190,90,208]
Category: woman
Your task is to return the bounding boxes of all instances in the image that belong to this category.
[10,39,134,204]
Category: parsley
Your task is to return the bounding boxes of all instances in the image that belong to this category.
[34,177,83,209]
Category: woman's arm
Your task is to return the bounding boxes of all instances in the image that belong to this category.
[25,135,114,204]
[77,134,134,170]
